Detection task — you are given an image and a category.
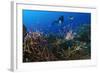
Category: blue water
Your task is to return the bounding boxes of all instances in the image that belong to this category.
[23,9,91,35]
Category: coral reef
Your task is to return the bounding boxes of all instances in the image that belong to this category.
[23,24,91,62]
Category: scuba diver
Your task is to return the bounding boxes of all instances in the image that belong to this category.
[52,16,64,25]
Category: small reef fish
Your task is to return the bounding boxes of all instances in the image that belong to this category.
[68,16,74,20]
